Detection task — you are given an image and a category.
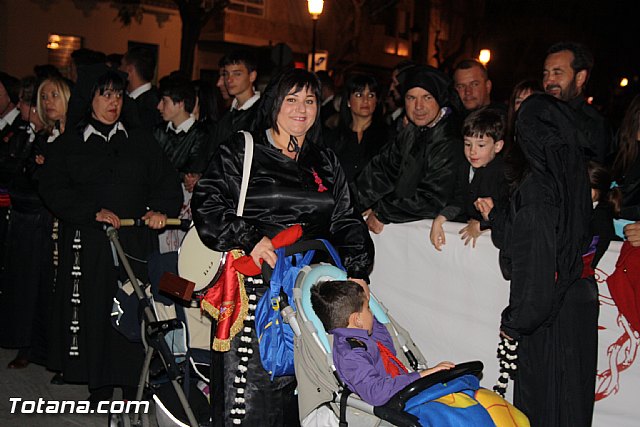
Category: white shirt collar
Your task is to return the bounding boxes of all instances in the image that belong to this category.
[26,123,36,142]
[47,127,61,143]
[166,115,196,134]
[391,107,403,121]
[231,91,260,111]
[0,108,20,130]
[128,83,152,100]
[321,94,334,107]
[83,122,128,142]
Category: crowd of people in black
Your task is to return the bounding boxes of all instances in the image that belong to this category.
[1,39,640,427]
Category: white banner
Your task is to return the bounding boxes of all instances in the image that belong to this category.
[369,220,639,427]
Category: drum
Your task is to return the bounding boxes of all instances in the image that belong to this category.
[178,226,225,293]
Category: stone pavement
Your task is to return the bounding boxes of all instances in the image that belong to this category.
[0,346,158,426]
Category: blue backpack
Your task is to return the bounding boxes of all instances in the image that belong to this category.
[255,240,344,379]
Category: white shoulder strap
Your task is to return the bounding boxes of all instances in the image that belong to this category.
[237,131,254,216]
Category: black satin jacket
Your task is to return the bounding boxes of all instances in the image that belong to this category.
[192,130,374,280]
[355,114,464,223]
[153,121,211,176]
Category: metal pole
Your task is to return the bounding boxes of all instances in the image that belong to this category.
[311,17,318,72]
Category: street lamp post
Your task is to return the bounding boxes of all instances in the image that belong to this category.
[307,0,324,72]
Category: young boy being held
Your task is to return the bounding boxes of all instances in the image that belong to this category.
[430,107,508,250]
[310,280,454,406]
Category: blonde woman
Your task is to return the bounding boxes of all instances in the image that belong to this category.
[36,76,71,147]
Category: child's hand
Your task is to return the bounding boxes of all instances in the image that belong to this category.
[366,211,385,234]
[420,361,456,377]
[429,215,447,251]
[474,197,494,221]
[459,219,483,248]
[625,222,640,247]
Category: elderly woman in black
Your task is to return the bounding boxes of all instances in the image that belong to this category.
[324,73,390,185]
[39,65,181,403]
[192,67,374,425]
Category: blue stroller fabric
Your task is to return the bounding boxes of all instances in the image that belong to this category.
[404,375,495,426]
[255,240,344,379]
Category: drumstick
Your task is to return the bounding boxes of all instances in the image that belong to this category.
[120,218,186,227]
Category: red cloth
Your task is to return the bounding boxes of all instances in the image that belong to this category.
[377,341,408,378]
[232,224,303,276]
[201,251,246,351]
[201,224,303,351]
[607,241,640,333]
[581,252,595,279]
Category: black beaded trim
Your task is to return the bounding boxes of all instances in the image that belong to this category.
[493,336,518,397]
[51,218,59,293]
[69,230,81,357]
[229,276,261,425]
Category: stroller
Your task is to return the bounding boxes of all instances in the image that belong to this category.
[107,224,212,427]
[274,240,529,427]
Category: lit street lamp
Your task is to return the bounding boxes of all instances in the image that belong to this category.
[307,0,324,72]
[478,49,491,66]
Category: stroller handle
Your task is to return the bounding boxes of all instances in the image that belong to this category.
[385,360,484,411]
[120,218,191,229]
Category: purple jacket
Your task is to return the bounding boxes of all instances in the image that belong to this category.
[331,319,420,406]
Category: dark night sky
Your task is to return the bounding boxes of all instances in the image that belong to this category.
[479,0,640,121]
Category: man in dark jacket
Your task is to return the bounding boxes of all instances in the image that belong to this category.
[121,46,162,130]
[209,50,260,157]
[154,75,209,189]
[543,41,613,163]
[356,66,463,233]
[0,72,28,276]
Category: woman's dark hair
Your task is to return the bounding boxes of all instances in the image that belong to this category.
[91,69,127,97]
[589,161,622,216]
[310,280,366,331]
[256,67,322,143]
[505,79,543,147]
[503,80,543,191]
[613,93,640,179]
[193,79,219,123]
[338,73,380,130]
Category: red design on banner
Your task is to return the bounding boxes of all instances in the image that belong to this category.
[594,243,640,401]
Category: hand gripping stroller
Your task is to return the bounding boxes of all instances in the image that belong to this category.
[106,225,199,427]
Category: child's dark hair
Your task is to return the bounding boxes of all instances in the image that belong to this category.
[159,75,196,114]
[310,280,366,331]
[462,107,505,142]
[588,161,622,216]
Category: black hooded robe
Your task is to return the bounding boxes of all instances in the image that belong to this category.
[494,95,597,427]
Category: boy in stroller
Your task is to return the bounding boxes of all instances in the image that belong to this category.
[309,279,529,426]
[311,280,455,406]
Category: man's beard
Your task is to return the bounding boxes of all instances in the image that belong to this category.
[547,77,580,102]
